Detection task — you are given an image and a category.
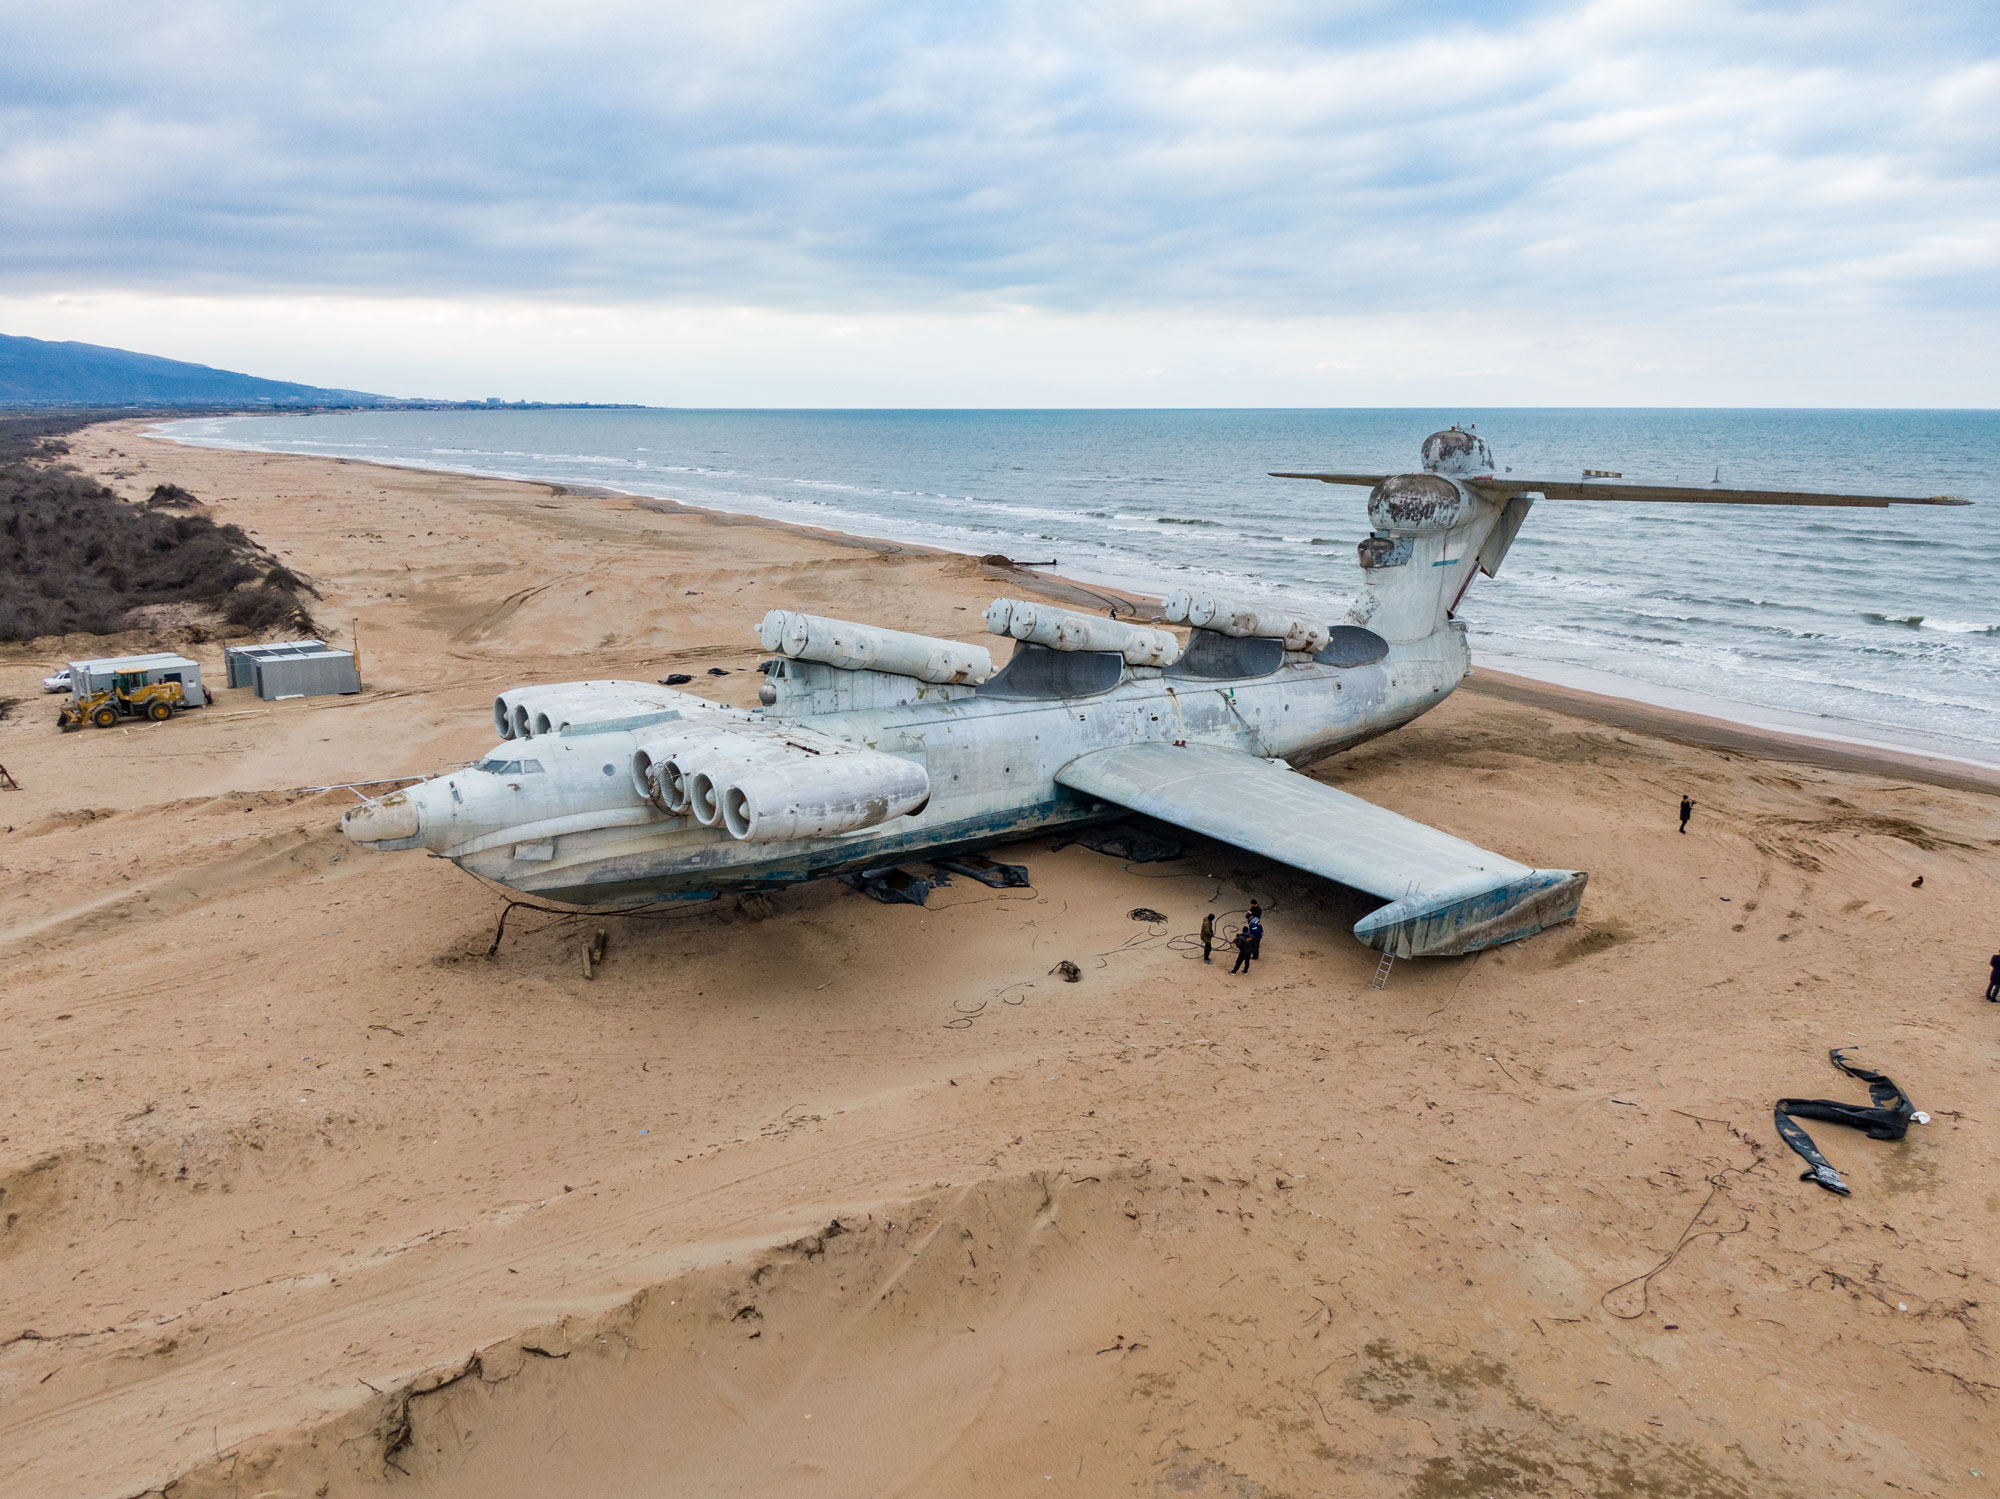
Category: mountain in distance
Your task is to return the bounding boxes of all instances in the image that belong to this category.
[0,332,400,408]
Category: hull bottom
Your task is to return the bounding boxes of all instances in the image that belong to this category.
[479,803,1125,908]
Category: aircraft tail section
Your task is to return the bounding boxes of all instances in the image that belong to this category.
[1275,422,1969,642]
[1344,476,1525,642]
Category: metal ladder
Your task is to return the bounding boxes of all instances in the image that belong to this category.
[1370,880,1417,988]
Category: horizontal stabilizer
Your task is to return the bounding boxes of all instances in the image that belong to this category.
[1055,741,1584,957]
[1269,471,1968,508]
[1268,471,1390,488]
[1466,478,1968,508]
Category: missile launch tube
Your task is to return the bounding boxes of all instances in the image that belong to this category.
[1052,614,1179,666]
[1163,589,1331,654]
[988,598,1180,666]
[758,610,992,685]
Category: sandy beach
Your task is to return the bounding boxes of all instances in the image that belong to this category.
[3,420,1997,1498]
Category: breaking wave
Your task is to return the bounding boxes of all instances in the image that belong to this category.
[1863,613,2000,635]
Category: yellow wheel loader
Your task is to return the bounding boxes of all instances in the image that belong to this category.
[58,676,186,732]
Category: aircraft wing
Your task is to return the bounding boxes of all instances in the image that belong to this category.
[1055,741,1585,957]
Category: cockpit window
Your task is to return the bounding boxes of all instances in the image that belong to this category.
[518,759,545,773]
[475,756,545,774]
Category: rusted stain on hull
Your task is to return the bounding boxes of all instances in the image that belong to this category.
[1419,427,1494,477]
[1367,472,1465,533]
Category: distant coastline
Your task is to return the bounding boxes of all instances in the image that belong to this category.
[0,329,660,410]
[1,398,650,412]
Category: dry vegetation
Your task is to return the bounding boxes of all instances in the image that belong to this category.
[0,412,320,642]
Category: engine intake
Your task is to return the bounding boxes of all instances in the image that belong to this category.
[494,680,697,739]
[631,719,931,842]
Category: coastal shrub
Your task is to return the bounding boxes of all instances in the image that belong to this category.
[0,414,321,642]
[0,411,105,462]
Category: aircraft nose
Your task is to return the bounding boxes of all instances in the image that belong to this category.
[341,791,421,846]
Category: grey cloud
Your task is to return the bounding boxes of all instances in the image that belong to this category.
[0,0,1994,322]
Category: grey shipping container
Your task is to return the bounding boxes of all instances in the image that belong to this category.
[225,639,325,688]
[253,649,361,700]
[66,651,209,707]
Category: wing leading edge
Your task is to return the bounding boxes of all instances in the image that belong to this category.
[1056,742,1585,958]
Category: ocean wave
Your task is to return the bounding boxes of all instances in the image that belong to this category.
[1862,612,2000,635]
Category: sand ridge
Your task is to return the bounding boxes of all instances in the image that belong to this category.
[1,422,1996,1497]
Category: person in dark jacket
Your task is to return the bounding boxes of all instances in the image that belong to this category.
[1679,795,1694,833]
[1988,951,2000,1002]
[1230,928,1253,974]
[1246,903,1264,960]
[1200,912,1215,963]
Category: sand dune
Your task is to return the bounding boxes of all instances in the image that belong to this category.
[1,422,1995,1497]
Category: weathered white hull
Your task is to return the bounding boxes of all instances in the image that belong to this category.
[431,627,1469,906]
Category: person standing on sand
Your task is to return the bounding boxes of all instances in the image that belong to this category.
[1246,902,1264,960]
[1200,912,1215,963]
[1679,795,1694,834]
[1987,951,1999,1002]
[1230,928,1253,974]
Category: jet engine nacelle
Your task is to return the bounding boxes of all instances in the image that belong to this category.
[631,719,930,842]
[630,725,763,815]
[721,749,931,842]
[496,680,698,739]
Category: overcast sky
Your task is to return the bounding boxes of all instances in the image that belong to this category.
[2,1,1994,405]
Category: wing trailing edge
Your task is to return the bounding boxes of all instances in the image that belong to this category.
[1055,742,1584,957]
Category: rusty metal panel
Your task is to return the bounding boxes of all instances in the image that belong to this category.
[1357,535,1414,569]
[1367,472,1465,533]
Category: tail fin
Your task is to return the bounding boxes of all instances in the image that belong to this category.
[1343,476,1528,642]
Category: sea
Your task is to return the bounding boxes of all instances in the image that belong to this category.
[156,408,2000,769]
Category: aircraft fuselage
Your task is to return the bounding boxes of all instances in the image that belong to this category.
[360,625,1470,905]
